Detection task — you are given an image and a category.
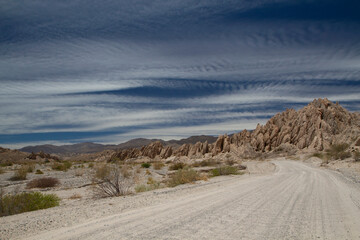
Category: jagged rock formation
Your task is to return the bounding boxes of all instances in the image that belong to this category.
[110,98,359,161]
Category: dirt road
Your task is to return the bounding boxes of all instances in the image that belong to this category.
[18,160,360,239]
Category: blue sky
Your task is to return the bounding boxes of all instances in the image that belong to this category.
[0,0,359,148]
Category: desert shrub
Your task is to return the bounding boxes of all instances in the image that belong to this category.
[0,168,4,174]
[35,169,44,174]
[0,162,13,167]
[326,143,351,160]
[69,193,82,199]
[9,166,28,181]
[26,177,60,189]
[141,163,151,168]
[0,190,60,217]
[26,164,34,173]
[354,150,360,162]
[145,169,151,175]
[169,162,186,170]
[75,168,85,176]
[88,162,94,168]
[192,159,219,167]
[167,168,200,187]
[51,161,72,171]
[120,165,132,179]
[93,165,133,198]
[153,161,164,170]
[211,166,239,177]
[312,152,325,159]
[95,164,110,180]
[225,159,235,166]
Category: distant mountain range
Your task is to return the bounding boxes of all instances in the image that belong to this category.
[19,135,217,155]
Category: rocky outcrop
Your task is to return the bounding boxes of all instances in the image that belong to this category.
[110,98,360,161]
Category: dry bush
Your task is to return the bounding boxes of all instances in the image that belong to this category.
[225,159,235,166]
[9,166,28,181]
[167,168,201,187]
[26,177,60,189]
[35,169,44,174]
[192,159,219,167]
[153,161,164,170]
[0,167,4,174]
[93,165,133,198]
[69,193,82,200]
[95,164,110,180]
[51,161,72,171]
[75,168,85,176]
[326,143,351,160]
[120,165,132,179]
[354,150,360,162]
[211,166,239,177]
[145,169,151,175]
[169,162,187,170]
[88,162,94,168]
[0,189,60,217]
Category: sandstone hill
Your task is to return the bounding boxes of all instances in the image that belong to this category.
[111,98,360,161]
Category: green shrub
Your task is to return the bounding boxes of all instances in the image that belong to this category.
[51,161,72,171]
[35,169,44,174]
[211,166,239,177]
[26,177,60,189]
[0,162,13,167]
[0,191,60,217]
[9,166,28,181]
[169,162,186,170]
[326,143,351,160]
[141,163,151,168]
[167,168,200,187]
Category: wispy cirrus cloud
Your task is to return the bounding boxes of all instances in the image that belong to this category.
[0,0,359,148]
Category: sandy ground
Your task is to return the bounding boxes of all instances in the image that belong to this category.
[2,159,360,240]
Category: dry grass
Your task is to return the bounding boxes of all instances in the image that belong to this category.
[68,193,82,200]
[26,177,60,189]
[153,161,165,170]
[169,162,187,170]
[211,166,239,177]
[51,161,72,171]
[9,166,28,181]
[167,167,201,187]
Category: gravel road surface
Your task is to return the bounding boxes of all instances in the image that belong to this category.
[5,160,360,240]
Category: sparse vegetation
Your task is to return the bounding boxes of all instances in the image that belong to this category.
[211,166,239,177]
[192,159,219,167]
[354,150,360,162]
[0,190,60,217]
[326,143,351,160]
[153,161,164,170]
[35,169,44,174]
[93,165,133,198]
[167,167,201,187]
[51,161,72,171]
[9,166,28,181]
[169,162,186,170]
[141,163,151,168]
[88,162,94,168]
[69,193,82,200]
[0,167,4,174]
[26,177,60,189]
[95,164,110,180]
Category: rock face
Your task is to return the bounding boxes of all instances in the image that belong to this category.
[239,98,360,151]
[110,98,360,161]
